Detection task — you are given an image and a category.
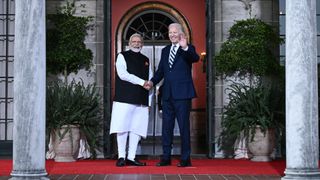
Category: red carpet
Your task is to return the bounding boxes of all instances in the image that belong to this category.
[0,159,285,176]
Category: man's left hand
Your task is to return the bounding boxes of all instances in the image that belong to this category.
[179,33,187,49]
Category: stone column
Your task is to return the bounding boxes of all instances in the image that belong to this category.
[10,0,47,179]
[283,0,320,179]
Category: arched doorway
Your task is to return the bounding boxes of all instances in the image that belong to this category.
[115,2,194,155]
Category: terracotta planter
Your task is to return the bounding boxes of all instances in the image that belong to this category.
[53,125,80,162]
[248,127,275,162]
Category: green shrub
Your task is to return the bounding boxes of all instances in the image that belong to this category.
[215,18,284,78]
[46,80,103,158]
[217,82,284,156]
[46,2,93,81]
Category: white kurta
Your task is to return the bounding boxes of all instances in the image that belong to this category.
[110,53,153,138]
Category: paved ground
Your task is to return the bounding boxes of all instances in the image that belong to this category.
[0,156,283,179]
[0,174,281,180]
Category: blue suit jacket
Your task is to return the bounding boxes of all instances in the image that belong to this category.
[151,44,199,100]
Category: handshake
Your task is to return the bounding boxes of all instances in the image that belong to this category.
[143,81,153,90]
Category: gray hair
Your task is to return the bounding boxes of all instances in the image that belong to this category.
[129,33,143,44]
[168,23,184,34]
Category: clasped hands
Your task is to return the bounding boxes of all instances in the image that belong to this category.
[143,81,153,90]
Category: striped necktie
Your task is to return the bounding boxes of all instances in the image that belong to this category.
[169,45,177,68]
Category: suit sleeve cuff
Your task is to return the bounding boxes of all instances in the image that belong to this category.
[182,46,189,51]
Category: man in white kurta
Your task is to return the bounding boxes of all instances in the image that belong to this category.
[110,33,152,167]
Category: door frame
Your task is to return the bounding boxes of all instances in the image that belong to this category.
[103,0,112,158]
[115,2,192,55]
[103,0,216,158]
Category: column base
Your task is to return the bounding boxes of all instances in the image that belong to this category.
[9,177,49,180]
[10,169,48,180]
[282,168,320,180]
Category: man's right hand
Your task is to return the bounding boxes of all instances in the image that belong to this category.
[143,81,153,90]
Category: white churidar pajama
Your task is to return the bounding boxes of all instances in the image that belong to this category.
[110,53,153,160]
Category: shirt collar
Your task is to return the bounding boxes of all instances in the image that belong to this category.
[172,43,180,49]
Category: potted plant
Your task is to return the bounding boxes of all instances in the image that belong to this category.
[217,82,284,160]
[214,18,285,160]
[46,80,103,161]
[45,2,100,162]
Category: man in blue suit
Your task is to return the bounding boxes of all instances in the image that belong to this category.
[145,23,199,167]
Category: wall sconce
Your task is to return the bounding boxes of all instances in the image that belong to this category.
[200,52,206,73]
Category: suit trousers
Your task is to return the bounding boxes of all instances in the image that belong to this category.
[161,98,191,161]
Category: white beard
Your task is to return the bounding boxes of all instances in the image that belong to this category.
[130,47,141,53]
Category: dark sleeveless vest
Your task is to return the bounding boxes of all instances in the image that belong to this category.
[114,50,149,106]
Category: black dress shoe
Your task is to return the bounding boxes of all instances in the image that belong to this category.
[126,158,146,166]
[156,159,171,166]
[116,158,126,167]
[177,159,192,167]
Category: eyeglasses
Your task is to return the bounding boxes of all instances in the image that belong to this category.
[131,41,142,44]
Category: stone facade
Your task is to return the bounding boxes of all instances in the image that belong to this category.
[213,0,279,157]
[41,0,280,158]
[5,1,320,178]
